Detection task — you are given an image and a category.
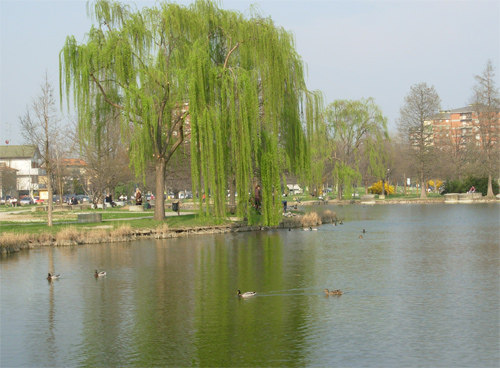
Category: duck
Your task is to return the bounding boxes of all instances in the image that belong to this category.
[237,290,256,298]
[303,227,310,231]
[94,270,106,277]
[310,227,318,231]
[362,229,366,233]
[47,273,60,280]
[323,288,343,296]
[359,235,363,239]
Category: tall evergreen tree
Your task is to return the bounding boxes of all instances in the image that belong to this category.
[60,0,321,224]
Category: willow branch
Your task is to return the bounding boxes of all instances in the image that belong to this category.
[223,41,243,69]
[90,73,125,111]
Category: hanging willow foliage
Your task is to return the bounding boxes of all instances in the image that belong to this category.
[60,0,322,225]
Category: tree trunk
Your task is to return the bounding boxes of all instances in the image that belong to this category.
[381,179,385,196]
[229,176,236,206]
[487,173,494,198]
[486,157,494,198]
[420,174,427,198]
[47,170,53,227]
[154,157,166,221]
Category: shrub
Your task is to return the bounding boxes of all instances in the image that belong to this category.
[463,177,499,196]
[320,210,337,223]
[442,177,499,196]
[368,181,394,195]
[441,179,465,194]
[301,212,322,227]
[428,179,443,192]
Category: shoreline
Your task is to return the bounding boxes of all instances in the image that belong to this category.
[1,198,498,254]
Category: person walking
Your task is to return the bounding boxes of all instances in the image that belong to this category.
[135,188,142,206]
[254,185,261,212]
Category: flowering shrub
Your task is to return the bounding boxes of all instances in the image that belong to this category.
[428,179,443,191]
[368,181,394,195]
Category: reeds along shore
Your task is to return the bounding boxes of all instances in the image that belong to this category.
[0,211,337,254]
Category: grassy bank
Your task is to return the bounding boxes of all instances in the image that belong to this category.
[0,207,337,254]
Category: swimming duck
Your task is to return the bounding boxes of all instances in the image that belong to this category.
[323,288,343,296]
[310,227,318,231]
[237,290,256,298]
[359,235,363,239]
[47,273,60,280]
[94,270,106,277]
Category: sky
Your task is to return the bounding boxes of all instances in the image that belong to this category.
[1,0,499,146]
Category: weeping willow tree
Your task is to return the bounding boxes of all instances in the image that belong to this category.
[325,98,388,199]
[188,1,323,225]
[60,0,321,224]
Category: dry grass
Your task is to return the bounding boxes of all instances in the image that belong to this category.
[0,232,31,246]
[156,222,169,232]
[111,224,133,237]
[320,210,337,223]
[86,229,110,243]
[301,212,322,227]
[55,226,82,245]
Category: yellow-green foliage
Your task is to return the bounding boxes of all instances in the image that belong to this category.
[368,180,394,195]
[61,0,323,227]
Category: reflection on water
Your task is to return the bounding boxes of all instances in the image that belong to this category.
[1,204,499,367]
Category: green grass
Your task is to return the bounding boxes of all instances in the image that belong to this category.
[0,206,30,212]
[0,211,232,236]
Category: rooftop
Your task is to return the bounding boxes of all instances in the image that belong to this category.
[0,145,38,159]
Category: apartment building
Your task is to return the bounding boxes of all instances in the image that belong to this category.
[427,106,500,149]
[0,145,45,196]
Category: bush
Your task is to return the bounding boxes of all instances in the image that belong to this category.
[428,179,443,192]
[442,177,499,196]
[368,181,394,195]
[441,179,466,194]
[463,177,499,196]
[301,212,322,227]
[320,210,337,223]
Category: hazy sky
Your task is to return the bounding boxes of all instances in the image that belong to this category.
[1,0,499,145]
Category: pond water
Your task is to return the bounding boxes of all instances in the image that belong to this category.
[1,203,499,367]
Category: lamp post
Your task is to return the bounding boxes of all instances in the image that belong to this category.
[386,169,390,195]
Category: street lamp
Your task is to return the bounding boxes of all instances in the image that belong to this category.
[386,169,390,195]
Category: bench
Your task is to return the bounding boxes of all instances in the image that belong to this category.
[77,213,102,223]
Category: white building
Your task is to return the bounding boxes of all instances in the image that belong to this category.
[286,184,303,194]
[0,145,45,196]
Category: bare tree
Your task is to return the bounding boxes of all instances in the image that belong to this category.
[398,83,441,198]
[74,112,134,206]
[470,60,500,197]
[19,72,61,226]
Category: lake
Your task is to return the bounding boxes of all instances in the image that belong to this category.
[1,203,499,367]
